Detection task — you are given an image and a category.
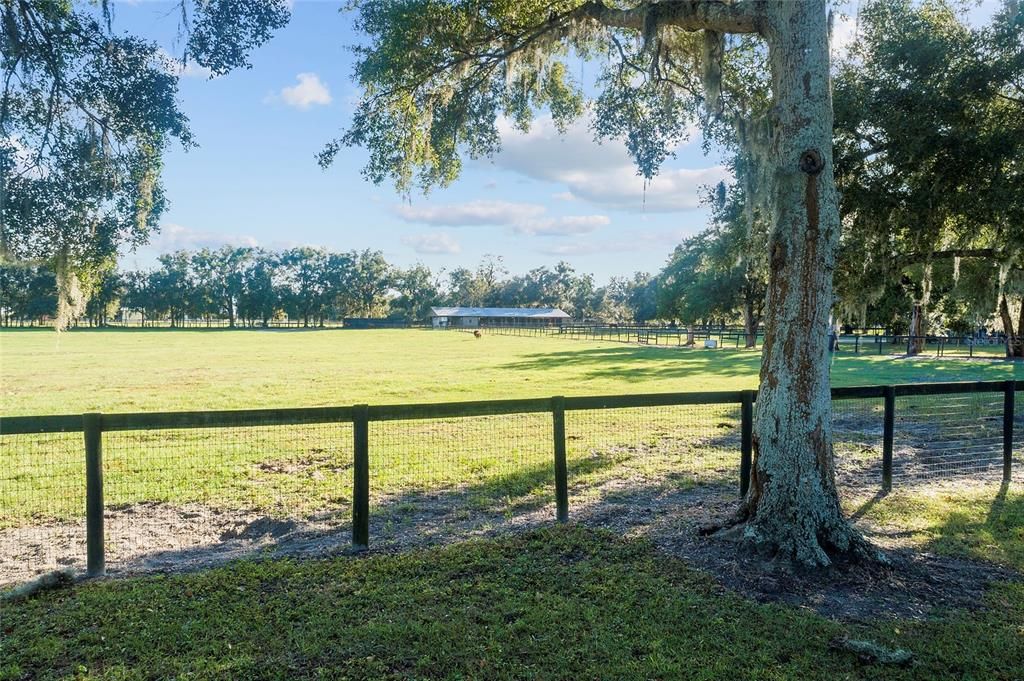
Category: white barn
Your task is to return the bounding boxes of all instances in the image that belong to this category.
[430,306,570,329]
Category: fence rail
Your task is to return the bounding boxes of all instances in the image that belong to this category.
[1,380,1019,583]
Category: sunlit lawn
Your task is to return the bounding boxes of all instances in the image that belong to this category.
[2,330,1022,679]
[2,328,1019,415]
[1,328,1019,526]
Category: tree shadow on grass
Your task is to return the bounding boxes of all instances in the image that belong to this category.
[6,457,1021,623]
[0,452,631,586]
[924,481,1024,571]
[498,346,761,382]
[848,489,889,521]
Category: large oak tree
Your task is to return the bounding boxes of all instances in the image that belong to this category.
[1,0,290,329]
[834,0,1024,356]
[334,0,872,566]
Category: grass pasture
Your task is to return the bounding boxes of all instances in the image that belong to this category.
[2,518,1023,681]
[1,328,1023,679]
[1,327,1019,415]
[0,329,1021,579]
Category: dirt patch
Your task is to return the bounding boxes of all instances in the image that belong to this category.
[568,481,1018,622]
[0,502,350,585]
[2,478,1017,623]
[255,450,351,478]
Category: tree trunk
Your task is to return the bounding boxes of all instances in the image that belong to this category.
[735,0,870,567]
[999,294,1024,358]
[742,298,759,348]
[908,303,925,355]
[1018,296,1024,359]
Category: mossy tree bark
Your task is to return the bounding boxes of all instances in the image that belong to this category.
[742,296,761,348]
[585,0,872,566]
[729,1,871,567]
[908,303,926,355]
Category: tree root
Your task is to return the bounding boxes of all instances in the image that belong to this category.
[697,502,889,570]
[697,499,751,537]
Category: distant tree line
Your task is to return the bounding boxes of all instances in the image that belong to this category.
[0,248,658,328]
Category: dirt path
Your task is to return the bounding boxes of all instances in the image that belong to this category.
[3,475,1016,622]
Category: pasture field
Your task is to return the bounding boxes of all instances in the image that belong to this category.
[1,329,1023,679]
[0,328,1020,584]
[1,327,1020,415]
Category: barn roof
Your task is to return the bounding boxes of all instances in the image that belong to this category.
[430,306,570,319]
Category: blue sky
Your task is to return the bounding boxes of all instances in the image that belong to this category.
[114,0,1001,281]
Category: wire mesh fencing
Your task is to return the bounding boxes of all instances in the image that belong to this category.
[473,323,1014,359]
[368,412,555,548]
[832,397,886,490]
[1017,394,1024,461]
[893,392,1007,481]
[565,404,740,500]
[477,323,765,350]
[101,421,353,574]
[0,432,85,584]
[1,381,1019,587]
[558,403,743,534]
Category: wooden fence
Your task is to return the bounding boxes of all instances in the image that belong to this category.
[1,380,1018,578]
[475,323,1014,357]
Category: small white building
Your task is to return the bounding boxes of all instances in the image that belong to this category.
[430,306,570,328]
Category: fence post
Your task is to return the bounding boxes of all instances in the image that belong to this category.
[83,412,105,577]
[352,404,370,549]
[552,396,569,522]
[740,390,754,497]
[882,386,895,492]
[1005,381,1016,482]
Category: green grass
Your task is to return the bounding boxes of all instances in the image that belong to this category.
[847,482,1024,570]
[1,519,1022,681]
[2,329,1022,678]
[2,328,1019,416]
[0,329,1019,527]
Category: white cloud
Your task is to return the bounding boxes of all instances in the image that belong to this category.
[514,215,610,237]
[493,115,727,212]
[533,230,686,257]
[831,11,860,58]
[402,232,462,255]
[551,191,576,201]
[395,200,545,227]
[274,72,332,110]
[533,242,609,257]
[561,164,729,212]
[395,199,611,239]
[150,223,258,251]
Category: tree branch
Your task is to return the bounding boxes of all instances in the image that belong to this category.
[579,0,762,35]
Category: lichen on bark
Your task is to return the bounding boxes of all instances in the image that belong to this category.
[727,0,877,567]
